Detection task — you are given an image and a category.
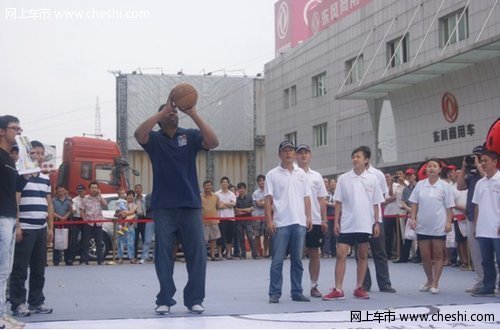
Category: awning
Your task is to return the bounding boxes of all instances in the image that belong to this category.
[336,35,500,100]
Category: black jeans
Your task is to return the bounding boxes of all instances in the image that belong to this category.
[10,227,47,309]
[360,224,393,290]
[383,216,397,260]
[81,224,103,264]
[236,220,258,258]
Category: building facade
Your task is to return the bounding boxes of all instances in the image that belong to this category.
[115,73,266,193]
[265,0,500,176]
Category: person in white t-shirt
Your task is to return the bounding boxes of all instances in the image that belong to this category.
[471,150,500,297]
[295,144,328,298]
[215,177,236,260]
[323,146,384,301]
[410,159,455,294]
[265,141,312,304]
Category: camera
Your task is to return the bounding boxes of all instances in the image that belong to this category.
[465,155,476,167]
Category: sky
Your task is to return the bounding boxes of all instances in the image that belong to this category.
[0,0,276,163]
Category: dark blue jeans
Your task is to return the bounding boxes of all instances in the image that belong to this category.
[269,224,306,298]
[477,237,500,293]
[153,208,206,308]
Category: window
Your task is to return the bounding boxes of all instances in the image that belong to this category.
[283,88,290,109]
[345,55,364,84]
[290,85,297,106]
[312,72,326,97]
[81,162,92,181]
[95,164,114,185]
[387,34,409,68]
[284,85,297,109]
[284,132,297,146]
[313,123,327,147]
[441,8,468,46]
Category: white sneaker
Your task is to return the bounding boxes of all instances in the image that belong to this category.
[0,315,25,329]
[12,304,30,317]
[155,305,170,315]
[139,259,145,264]
[429,287,440,294]
[188,304,205,314]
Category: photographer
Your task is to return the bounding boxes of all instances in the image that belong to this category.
[457,145,485,294]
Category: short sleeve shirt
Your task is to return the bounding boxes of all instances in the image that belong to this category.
[409,178,455,236]
[140,128,204,210]
[252,188,265,217]
[264,164,312,228]
[333,169,385,234]
[472,170,500,238]
[215,190,236,220]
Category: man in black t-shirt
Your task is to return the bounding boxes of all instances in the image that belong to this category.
[0,115,27,329]
[235,182,260,259]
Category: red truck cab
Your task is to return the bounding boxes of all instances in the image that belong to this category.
[54,137,129,196]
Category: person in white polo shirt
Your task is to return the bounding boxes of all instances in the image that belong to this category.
[409,159,455,294]
[323,146,384,300]
[471,150,500,297]
[265,141,312,304]
[295,144,328,298]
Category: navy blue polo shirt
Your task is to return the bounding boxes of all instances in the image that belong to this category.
[141,127,204,210]
[465,171,482,222]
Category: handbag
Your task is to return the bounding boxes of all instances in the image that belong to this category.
[404,218,417,241]
[54,228,69,250]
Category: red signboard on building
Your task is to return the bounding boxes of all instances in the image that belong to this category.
[306,0,372,36]
[275,0,322,55]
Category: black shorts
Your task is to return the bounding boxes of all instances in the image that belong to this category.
[417,234,446,241]
[337,232,370,245]
[454,222,467,243]
[305,225,324,248]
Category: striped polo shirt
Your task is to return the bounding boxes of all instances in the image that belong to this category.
[18,173,51,229]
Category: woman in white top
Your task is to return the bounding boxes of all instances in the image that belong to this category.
[409,159,455,294]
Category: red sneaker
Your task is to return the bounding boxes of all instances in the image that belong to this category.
[353,287,370,299]
[322,288,345,300]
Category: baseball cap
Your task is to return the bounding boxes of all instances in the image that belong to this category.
[446,164,457,170]
[278,141,295,152]
[295,144,311,152]
[472,145,484,155]
[405,168,416,175]
[76,184,85,191]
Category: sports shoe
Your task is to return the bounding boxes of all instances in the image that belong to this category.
[322,288,345,300]
[353,287,370,299]
[419,284,432,292]
[269,294,280,303]
[1,315,25,329]
[465,287,480,293]
[29,304,53,314]
[138,259,145,264]
[12,304,30,317]
[291,294,310,302]
[155,305,170,315]
[188,304,205,314]
[471,289,495,297]
[380,286,397,293]
[310,286,322,298]
[429,287,440,294]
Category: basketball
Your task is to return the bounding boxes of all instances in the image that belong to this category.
[170,83,198,111]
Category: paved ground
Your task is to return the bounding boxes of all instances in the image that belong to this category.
[13,257,500,328]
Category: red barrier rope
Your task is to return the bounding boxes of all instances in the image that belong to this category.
[53,213,467,227]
